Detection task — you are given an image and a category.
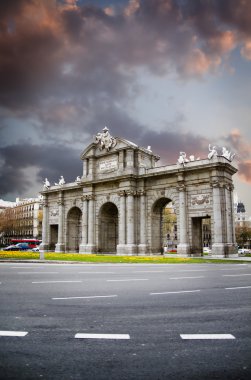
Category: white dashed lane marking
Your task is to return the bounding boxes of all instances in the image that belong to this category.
[32,281,82,284]
[0,331,28,337]
[225,286,251,290]
[106,279,148,282]
[150,290,201,295]
[78,272,115,274]
[169,276,205,280]
[180,334,235,340]
[75,333,130,340]
[52,295,118,300]
[18,272,58,274]
[223,274,251,277]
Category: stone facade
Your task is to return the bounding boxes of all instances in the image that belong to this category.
[40,129,238,257]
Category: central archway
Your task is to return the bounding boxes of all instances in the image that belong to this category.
[99,202,118,253]
[151,197,177,253]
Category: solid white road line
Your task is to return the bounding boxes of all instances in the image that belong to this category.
[169,276,205,280]
[150,290,201,295]
[32,281,82,284]
[0,331,28,337]
[180,334,235,340]
[75,333,130,339]
[106,279,148,282]
[223,274,251,277]
[225,286,251,290]
[52,295,118,300]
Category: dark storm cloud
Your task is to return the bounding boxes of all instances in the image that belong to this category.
[0,143,82,196]
[1,0,251,110]
[1,0,251,198]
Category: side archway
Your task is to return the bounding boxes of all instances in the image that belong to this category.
[98,202,118,253]
[66,207,82,252]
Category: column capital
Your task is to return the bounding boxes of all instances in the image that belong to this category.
[41,199,48,207]
[211,180,221,188]
[177,182,186,192]
[125,190,137,197]
[136,190,146,196]
[82,194,95,201]
[57,200,64,206]
[224,183,234,191]
[117,190,126,197]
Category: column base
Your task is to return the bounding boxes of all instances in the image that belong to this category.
[212,243,238,257]
[39,243,49,252]
[79,244,96,254]
[55,243,65,253]
[177,243,191,256]
[225,243,238,257]
[138,244,148,255]
[117,244,138,255]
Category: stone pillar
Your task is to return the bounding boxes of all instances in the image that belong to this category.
[225,184,237,256]
[79,196,88,253]
[40,195,49,258]
[138,190,147,254]
[88,157,95,180]
[86,194,96,253]
[83,159,88,177]
[177,183,190,255]
[55,192,65,252]
[117,190,126,254]
[211,180,225,256]
[125,190,137,254]
[118,150,125,172]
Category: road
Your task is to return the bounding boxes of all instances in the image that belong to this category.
[0,262,250,380]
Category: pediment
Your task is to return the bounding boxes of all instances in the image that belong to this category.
[80,128,155,160]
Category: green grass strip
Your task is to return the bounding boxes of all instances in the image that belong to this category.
[0,250,248,264]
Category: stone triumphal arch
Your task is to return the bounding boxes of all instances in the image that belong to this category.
[40,127,238,257]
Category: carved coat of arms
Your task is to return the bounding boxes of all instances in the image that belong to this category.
[94,127,117,151]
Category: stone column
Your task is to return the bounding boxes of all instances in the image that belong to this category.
[40,195,49,258]
[177,183,190,255]
[138,190,147,254]
[86,194,96,253]
[83,159,88,177]
[118,150,125,173]
[117,190,126,254]
[225,184,237,256]
[79,196,88,253]
[211,180,225,256]
[55,192,65,252]
[88,157,95,180]
[125,190,137,255]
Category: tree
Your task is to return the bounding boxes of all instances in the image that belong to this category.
[235,224,251,248]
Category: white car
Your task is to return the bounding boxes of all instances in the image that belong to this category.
[238,248,250,255]
[203,247,211,253]
[31,246,40,252]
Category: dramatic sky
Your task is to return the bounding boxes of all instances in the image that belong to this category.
[0,0,251,213]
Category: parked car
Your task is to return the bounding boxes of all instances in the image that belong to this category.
[238,248,250,255]
[3,244,21,251]
[31,246,40,252]
[3,243,29,251]
[203,247,212,254]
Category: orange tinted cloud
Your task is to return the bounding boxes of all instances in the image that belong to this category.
[241,40,251,60]
[238,161,251,183]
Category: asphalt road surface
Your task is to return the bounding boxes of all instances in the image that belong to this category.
[0,262,250,380]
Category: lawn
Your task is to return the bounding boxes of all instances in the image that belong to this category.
[0,250,248,264]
